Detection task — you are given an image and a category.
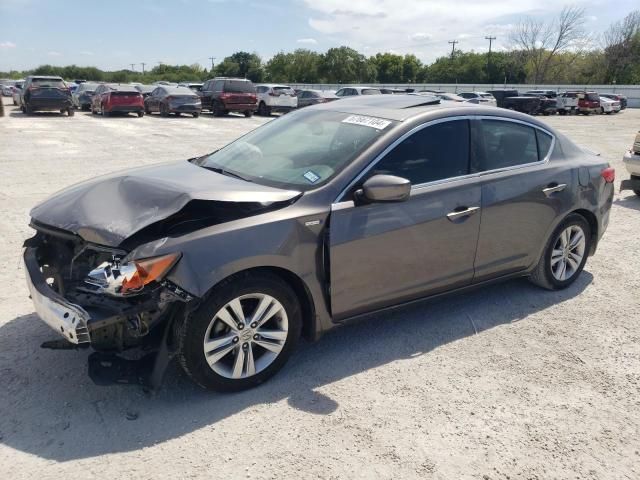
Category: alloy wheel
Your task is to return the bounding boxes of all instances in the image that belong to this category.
[203,293,289,379]
[550,225,586,281]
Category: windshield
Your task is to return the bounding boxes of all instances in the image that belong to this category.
[196,109,396,190]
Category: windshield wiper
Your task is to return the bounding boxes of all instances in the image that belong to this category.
[201,166,253,183]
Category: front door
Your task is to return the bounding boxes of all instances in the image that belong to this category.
[329,119,482,319]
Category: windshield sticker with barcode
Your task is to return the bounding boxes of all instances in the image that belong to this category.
[342,115,391,130]
[303,170,321,184]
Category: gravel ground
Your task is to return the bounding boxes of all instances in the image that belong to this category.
[1,99,639,480]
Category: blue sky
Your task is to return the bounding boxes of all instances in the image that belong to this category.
[0,0,637,71]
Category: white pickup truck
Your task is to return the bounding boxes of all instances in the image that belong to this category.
[622,130,640,196]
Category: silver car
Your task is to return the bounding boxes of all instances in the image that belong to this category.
[24,95,614,391]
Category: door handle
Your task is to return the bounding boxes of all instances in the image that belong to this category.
[446,206,480,221]
[542,183,567,197]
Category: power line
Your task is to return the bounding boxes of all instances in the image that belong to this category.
[448,40,458,58]
[129,63,136,71]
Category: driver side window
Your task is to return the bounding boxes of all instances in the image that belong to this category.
[371,120,470,185]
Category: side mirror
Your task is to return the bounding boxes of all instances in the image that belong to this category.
[360,174,411,203]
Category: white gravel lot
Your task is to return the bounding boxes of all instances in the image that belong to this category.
[0,99,639,480]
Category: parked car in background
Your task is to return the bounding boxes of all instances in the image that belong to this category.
[72,82,99,111]
[296,89,338,108]
[153,81,178,86]
[21,76,74,116]
[598,96,621,114]
[23,95,614,391]
[256,84,298,116]
[199,77,257,117]
[557,92,580,115]
[12,80,24,105]
[458,92,497,107]
[178,82,203,93]
[524,90,557,98]
[135,84,156,99]
[67,82,79,94]
[2,82,14,96]
[335,86,382,97]
[522,93,558,115]
[565,91,600,115]
[91,84,144,117]
[434,93,466,102]
[599,93,627,109]
[487,89,540,115]
[621,130,640,196]
[144,86,202,117]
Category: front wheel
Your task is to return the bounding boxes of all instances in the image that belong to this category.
[67,108,74,116]
[244,110,253,118]
[178,272,302,391]
[530,214,591,290]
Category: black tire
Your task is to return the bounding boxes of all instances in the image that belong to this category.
[178,272,302,392]
[67,108,74,117]
[160,103,168,117]
[258,101,269,116]
[144,106,151,114]
[81,104,89,111]
[529,213,591,290]
[244,110,253,118]
[137,111,144,117]
[633,190,640,197]
[212,102,223,117]
[25,104,32,115]
[558,109,566,115]
[192,112,200,118]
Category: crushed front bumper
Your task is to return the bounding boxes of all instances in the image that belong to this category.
[24,247,91,344]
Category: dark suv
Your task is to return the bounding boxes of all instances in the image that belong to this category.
[21,76,74,116]
[199,77,257,117]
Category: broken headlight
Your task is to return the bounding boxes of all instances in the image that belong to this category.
[85,253,181,296]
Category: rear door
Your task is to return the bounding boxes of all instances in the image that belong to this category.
[472,117,571,281]
[329,118,482,319]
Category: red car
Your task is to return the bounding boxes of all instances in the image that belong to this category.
[91,84,144,117]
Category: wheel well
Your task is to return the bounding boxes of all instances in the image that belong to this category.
[212,267,316,341]
[572,208,598,254]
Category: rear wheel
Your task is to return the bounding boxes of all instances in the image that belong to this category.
[192,112,200,118]
[258,102,270,116]
[67,108,74,117]
[530,213,591,290]
[137,111,144,117]
[178,272,301,391]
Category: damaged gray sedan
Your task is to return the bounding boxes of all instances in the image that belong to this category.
[24,95,614,391]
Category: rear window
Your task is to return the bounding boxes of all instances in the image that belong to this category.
[362,89,381,95]
[586,93,599,101]
[478,120,539,171]
[480,93,494,98]
[273,86,295,95]
[224,80,255,93]
[31,78,66,88]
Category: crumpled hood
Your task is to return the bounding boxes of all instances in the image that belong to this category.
[30,160,301,247]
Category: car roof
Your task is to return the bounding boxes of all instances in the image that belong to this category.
[314,93,556,126]
[162,86,198,95]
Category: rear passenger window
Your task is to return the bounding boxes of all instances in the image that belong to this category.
[536,130,553,160]
[372,120,470,185]
[479,120,539,171]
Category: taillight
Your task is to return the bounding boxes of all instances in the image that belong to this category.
[601,167,615,183]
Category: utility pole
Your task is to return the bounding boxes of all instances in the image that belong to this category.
[448,40,458,58]
[141,62,146,75]
[485,36,496,81]
[209,57,216,72]
[130,63,136,71]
